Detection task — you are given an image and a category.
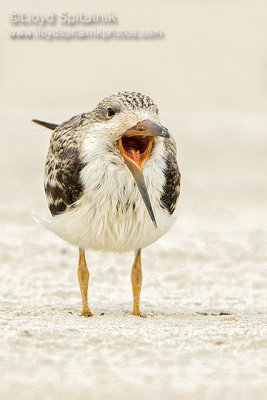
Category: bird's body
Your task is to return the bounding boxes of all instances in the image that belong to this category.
[42,120,176,252]
[34,92,180,316]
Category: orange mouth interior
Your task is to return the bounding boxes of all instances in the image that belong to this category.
[118,135,154,168]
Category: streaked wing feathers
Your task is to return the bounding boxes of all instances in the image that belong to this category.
[160,138,181,215]
[44,116,86,216]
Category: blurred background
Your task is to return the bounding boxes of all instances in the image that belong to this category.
[0,1,266,400]
[1,0,267,112]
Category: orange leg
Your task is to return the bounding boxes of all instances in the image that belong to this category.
[131,249,142,316]
[77,248,93,317]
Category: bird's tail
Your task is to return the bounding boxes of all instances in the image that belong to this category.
[32,119,58,130]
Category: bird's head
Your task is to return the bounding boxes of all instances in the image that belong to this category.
[83,92,170,228]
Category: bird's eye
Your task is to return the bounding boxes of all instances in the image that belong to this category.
[107,107,115,118]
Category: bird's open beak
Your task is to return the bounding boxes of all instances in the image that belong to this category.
[118,120,170,228]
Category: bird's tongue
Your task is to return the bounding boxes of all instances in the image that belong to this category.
[119,135,153,169]
[131,150,141,165]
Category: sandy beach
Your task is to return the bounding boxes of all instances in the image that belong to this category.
[0,0,267,399]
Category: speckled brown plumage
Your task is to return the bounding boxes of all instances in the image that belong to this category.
[44,114,86,216]
[160,139,181,214]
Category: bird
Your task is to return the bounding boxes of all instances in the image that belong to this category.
[33,91,180,317]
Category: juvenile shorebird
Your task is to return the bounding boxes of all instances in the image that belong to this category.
[33,92,180,317]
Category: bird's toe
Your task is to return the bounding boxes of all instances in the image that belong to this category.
[80,310,93,318]
[132,311,147,318]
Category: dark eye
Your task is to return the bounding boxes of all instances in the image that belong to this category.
[107,107,115,118]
